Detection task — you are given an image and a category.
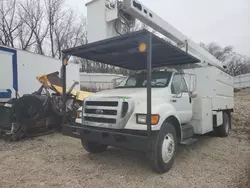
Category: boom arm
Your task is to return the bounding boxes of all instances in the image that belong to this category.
[121,0,223,70]
[86,0,224,70]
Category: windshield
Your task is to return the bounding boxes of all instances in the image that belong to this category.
[116,72,172,88]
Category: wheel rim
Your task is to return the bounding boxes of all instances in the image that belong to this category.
[162,133,175,163]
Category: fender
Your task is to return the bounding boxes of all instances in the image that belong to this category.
[124,100,182,138]
[151,102,182,142]
[153,102,180,125]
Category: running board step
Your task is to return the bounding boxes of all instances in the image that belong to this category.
[181,124,194,140]
[180,138,198,145]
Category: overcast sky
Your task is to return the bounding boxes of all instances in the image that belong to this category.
[65,0,250,56]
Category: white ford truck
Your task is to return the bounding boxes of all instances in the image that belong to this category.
[63,65,234,173]
[61,0,234,173]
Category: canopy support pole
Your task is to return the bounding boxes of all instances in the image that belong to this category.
[62,54,68,124]
[146,33,152,154]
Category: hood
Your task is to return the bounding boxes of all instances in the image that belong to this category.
[86,88,172,115]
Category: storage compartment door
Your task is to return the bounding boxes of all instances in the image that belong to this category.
[201,98,213,133]
[191,96,213,134]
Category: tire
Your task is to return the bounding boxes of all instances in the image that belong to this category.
[14,95,46,125]
[81,138,108,153]
[149,122,177,173]
[215,112,230,137]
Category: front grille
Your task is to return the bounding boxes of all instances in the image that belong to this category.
[84,99,120,126]
[85,117,116,124]
[85,101,118,107]
[83,98,134,129]
[85,109,117,116]
[121,102,128,118]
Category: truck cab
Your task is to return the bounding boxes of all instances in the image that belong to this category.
[81,71,193,131]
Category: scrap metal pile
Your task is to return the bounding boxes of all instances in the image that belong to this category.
[0,72,92,141]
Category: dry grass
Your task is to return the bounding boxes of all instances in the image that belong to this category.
[232,88,250,140]
[232,88,250,187]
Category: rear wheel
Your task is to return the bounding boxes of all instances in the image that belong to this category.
[149,122,177,173]
[215,112,230,137]
[81,138,108,153]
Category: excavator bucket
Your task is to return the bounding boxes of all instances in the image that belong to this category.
[36,72,93,101]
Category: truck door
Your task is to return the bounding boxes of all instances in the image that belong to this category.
[170,73,192,124]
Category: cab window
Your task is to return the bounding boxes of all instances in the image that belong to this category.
[171,74,188,94]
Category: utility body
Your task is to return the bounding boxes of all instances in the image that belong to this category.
[62,0,234,173]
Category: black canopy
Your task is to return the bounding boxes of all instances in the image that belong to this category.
[62,29,200,70]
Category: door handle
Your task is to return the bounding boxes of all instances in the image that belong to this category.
[170,99,177,103]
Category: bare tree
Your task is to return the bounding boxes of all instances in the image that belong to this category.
[0,0,46,51]
[200,42,234,63]
[201,42,250,76]
[19,0,49,54]
[0,0,22,47]
[17,0,40,50]
[45,0,64,57]
[44,0,87,58]
[227,54,250,76]
[54,13,87,58]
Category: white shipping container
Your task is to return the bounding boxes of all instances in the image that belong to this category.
[0,45,80,102]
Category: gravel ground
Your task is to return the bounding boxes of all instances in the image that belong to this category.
[0,90,249,188]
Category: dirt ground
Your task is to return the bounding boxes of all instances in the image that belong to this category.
[0,90,250,188]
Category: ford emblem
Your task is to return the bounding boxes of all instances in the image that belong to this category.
[96,109,104,114]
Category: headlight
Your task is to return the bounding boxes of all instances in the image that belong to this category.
[137,114,147,124]
[136,114,160,125]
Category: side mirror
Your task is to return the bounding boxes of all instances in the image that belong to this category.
[189,91,197,98]
[183,73,197,94]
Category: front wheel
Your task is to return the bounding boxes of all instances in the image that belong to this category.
[149,122,177,173]
[81,138,108,153]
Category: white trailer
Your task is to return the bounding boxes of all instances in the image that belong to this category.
[0,45,80,102]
